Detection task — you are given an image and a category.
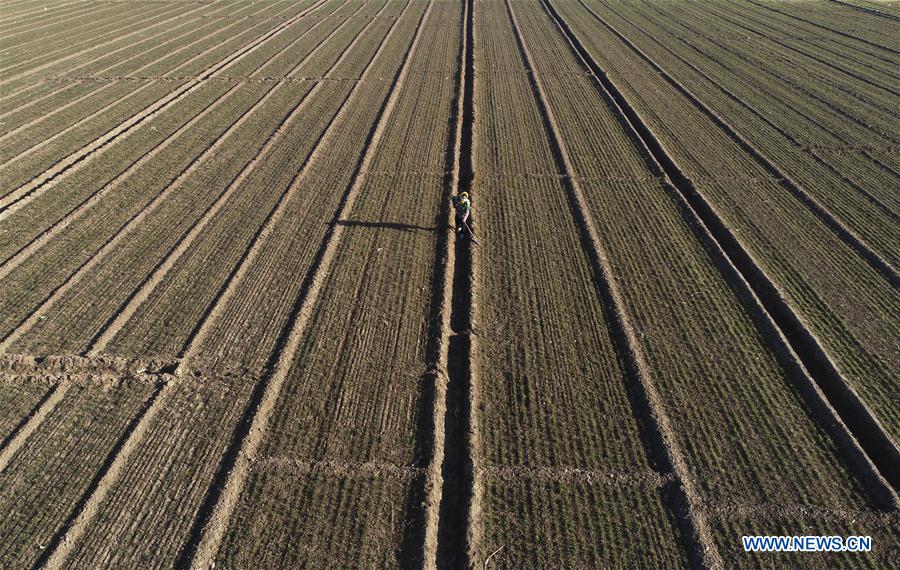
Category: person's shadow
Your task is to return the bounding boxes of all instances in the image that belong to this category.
[329,219,443,233]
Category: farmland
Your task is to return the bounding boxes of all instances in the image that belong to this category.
[0,0,897,567]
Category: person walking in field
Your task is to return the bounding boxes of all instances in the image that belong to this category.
[450,191,471,234]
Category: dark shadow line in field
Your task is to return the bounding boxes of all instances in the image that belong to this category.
[512,1,713,566]
[744,0,900,57]
[823,0,900,23]
[330,219,439,233]
[546,0,899,498]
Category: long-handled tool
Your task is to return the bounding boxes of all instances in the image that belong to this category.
[462,219,480,244]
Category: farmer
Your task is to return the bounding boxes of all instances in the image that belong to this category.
[450,191,471,234]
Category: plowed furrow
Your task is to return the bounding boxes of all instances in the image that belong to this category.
[552,0,900,490]
[592,2,900,232]
[638,0,899,121]
[825,0,900,21]
[0,383,68,474]
[36,381,172,569]
[0,0,215,88]
[0,0,329,217]
[175,2,431,565]
[505,1,720,566]
[0,0,246,138]
[579,0,897,285]
[703,2,899,96]
[0,0,319,181]
[745,0,899,57]
[603,1,899,148]
[88,0,384,356]
[0,3,364,355]
[0,0,354,284]
[172,8,395,364]
[717,0,900,81]
[1,2,133,45]
[0,0,86,26]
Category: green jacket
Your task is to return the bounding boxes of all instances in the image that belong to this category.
[452,195,471,214]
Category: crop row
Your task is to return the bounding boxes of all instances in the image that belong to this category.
[216,3,461,566]
[0,0,280,102]
[586,1,900,272]
[183,12,456,376]
[0,381,152,568]
[1,0,87,19]
[222,468,414,567]
[0,0,365,266]
[0,0,341,221]
[615,0,896,130]
[0,0,332,193]
[619,1,898,146]
[0,380,52,445]
[741,0,900,61]
[810,149,900,217]
[475,0,896,565]
[0,0,102,33]
[541,0,899,561]
[59,377,257,568]
[187,2,439,566]
[1,1,191,77]
[481,476,688,568]
[1,0,330,123]
[724,2,900,76]
[94,0,414,360]
[665,1,898,124]
[697,1,899,98]
[0,7,427,567]
[718,0,899,82]
[837,0,900,19]
[0,0,281,132]
[782,0,900,47]
[554,0,900,444]
[470,1,693,566]
[0,81,252,344]
[605,0,897,152]
[1,1,148,57]
[0,0,402,356]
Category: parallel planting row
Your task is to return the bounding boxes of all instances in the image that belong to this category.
[2,0,465,567]
[468,0,897,566]
[556,0,899,450]
[0,0,897,568]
